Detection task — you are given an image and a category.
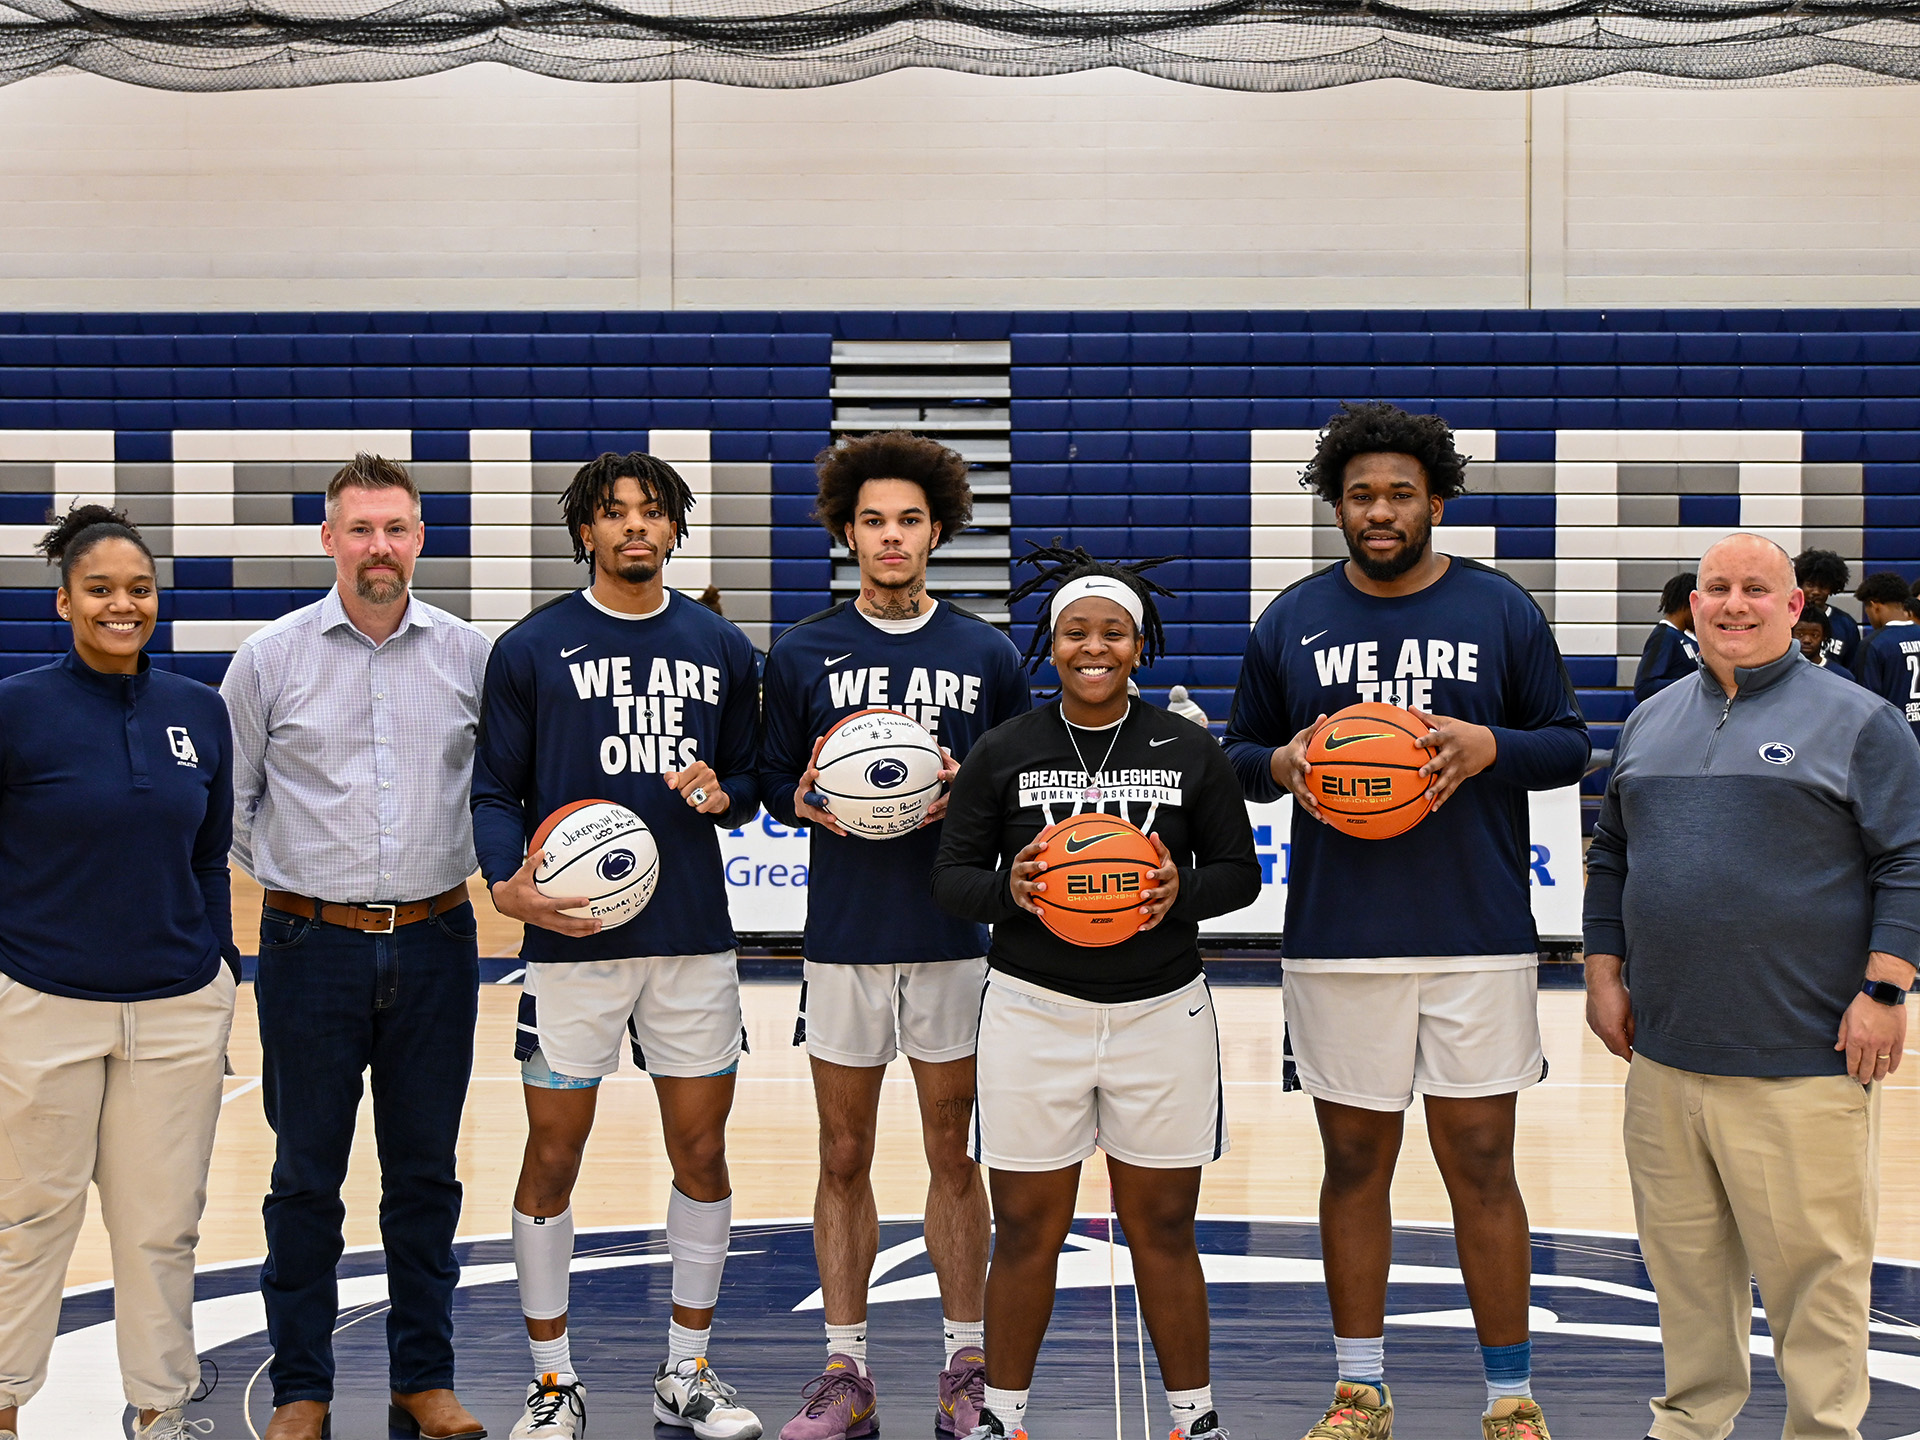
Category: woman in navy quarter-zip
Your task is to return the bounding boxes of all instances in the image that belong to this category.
[0,505,239,1440]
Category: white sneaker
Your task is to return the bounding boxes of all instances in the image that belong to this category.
[510,1375,588,1439]
[654,1358,763,1440]
[132,1410,215,1440]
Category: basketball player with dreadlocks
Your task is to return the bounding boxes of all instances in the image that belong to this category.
[1223,403,1589,1440]
[930,546,1261,1440]
[472,453,764,1440]
[760,432,1031,1440]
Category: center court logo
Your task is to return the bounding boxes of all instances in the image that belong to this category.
[596,849,636,882]
[865,758,910,790]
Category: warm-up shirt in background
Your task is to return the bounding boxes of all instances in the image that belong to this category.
[0,649,236,1000]
[1854,619,1920,745]
[1826,605,1863,672]
[760,599,1032,966]
[930,700,1262,1003]
[1632,620,1700,704]
[470,588,761,963]
[1586,647,1920,1077]
[1223,557,1590,968]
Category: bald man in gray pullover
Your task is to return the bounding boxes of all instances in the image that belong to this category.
[1584,533,1920,1440]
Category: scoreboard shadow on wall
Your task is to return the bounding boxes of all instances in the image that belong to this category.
[717,786,1586,945]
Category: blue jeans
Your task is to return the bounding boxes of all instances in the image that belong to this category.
[255,901,479,1405]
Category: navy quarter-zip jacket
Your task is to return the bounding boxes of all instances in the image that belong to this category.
[0,649,237,1000]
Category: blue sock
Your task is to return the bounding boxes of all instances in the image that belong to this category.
[1481,1340,1532,1409]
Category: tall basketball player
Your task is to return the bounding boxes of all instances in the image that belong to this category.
[1223,403,1590,1440]
[472,453,763,1440]
[760,431,1030,1440]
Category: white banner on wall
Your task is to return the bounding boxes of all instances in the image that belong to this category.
[720,785,1586,946]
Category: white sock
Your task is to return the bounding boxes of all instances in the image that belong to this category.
[1167,1385,1212,1430]
[826,1322,869,1367]
[529,1332,574,1382]
[983,1386,1029,1433]
[513,1207,574,1323]
[944,1317,985,1366]
[1334,1334,1386,1386]
[668,1319,710,1369]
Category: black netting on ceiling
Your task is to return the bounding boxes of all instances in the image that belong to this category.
[2,0,1918,90]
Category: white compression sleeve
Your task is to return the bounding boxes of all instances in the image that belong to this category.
[666,1185,731,1309]
[513,1206,574,1321]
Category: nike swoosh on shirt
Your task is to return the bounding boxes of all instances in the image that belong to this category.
[825,653,853,666]
[561,644,589,658]
[1149,736,1176,747]
[1301,629,1329,646]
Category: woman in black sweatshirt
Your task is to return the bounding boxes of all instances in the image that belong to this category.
[930,546,1260,1440]
[0,506,237,1440]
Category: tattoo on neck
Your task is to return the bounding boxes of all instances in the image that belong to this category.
[861,582,925,621]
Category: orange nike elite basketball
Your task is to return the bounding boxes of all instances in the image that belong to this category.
[1031,812,1162,947]
[1303,702,1435,840]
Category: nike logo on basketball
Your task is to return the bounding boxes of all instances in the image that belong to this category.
[825,653,852,666]
[1149,736,1175,747]
[1063,833,1116,854]
[1301,629,1329,646]
[1322,728,1391,750]
[561,644,589,658]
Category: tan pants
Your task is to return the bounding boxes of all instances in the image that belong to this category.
[1624,1054,1880,1440]
[0,966,236,1412]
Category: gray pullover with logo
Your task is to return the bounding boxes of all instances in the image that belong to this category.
[1584,645,1920,1077]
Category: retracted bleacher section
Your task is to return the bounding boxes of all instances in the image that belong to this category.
[4,308,1920,832]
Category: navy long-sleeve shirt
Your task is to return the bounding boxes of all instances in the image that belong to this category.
[1632,621,1699,704]
[759,600,1031,965]
[0,649,236,1000]
[470,589,761,962]
[1223,558,1590,965]
[1855,620,1920,746]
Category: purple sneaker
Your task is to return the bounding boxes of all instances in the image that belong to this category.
[936,1347,986,1437]
[779,1355,878,1440]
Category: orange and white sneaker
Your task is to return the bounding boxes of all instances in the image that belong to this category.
[1482,1397,1551,1440]
[1300,1382,1394,1440]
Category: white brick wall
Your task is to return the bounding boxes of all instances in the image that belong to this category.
[2,68,1920,307]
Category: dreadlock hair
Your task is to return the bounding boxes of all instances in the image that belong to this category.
[1006,540,1179,674]
[38,502,154,587]
[1298,401,1471,506]
[559,451,697,566]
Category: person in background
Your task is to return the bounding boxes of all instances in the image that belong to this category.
[1794,606,1855,683]
[1852,572,1920,745]
[0,505,238,1440]
[1794,549,1860,671]
[1632,572,1699,704]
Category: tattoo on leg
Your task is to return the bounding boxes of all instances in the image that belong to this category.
[934,1095,975,1122]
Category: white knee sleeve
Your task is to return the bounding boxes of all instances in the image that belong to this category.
[666,1186,731,1310]
[513,1206,574,1321]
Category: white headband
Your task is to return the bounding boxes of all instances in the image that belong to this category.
[1050,574,1145,631]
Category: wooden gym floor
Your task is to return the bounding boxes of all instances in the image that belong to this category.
[54,874,1920,1287]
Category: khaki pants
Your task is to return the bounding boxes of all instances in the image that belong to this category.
[1624,1054,1880,1440]
[0,966,236,1412]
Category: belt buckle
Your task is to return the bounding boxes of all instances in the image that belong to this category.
[364,903,398,935]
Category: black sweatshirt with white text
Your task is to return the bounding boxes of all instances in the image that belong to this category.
[930,700,1261,1003]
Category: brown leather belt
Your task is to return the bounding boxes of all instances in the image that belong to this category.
[263,882,469,935]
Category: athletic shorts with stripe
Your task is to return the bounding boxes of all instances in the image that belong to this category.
[972,970,1228,1172]
[515,952,746,1084]
[1282,966,1546,1113]
[794,957,988,1068]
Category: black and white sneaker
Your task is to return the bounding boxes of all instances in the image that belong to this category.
[1174,1411,1228,1440]
[510,1375,587,1439]
[654,1358,763,1440]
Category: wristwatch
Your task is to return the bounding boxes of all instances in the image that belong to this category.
[1862,979,1908,1007]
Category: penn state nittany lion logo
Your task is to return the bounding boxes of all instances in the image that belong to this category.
[1759,742,1796,765]
[865,757,910,790]
[596,849,637,882]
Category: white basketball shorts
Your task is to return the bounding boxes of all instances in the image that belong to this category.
[972,970,1228,1172]
[797,957,989,1068]
[1282,966,1546,1113]
[515,952,746,1082]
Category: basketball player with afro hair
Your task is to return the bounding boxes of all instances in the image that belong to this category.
[472,451,765,1440]
[1224,402,1589,1440]
[759,430,1031,1440]
[930,544,1261,1440]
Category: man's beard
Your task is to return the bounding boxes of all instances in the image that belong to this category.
[355,565,406,605]
[1343,517,1432,582]
[599,551,660,585]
